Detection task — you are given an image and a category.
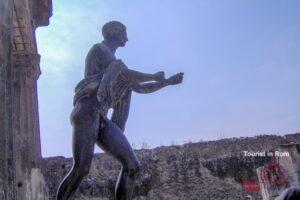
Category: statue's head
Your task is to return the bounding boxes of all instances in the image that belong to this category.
[102,21,128,47]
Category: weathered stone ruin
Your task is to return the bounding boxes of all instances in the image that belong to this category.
[0,0,52,199]
[44,133,300,200]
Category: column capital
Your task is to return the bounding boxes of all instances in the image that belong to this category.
[13,53,41,79]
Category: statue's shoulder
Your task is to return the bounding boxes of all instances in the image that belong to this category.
[89,43,111,55]
[90,43,104,51]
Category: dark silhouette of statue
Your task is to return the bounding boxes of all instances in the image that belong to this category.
[56,21,184,200]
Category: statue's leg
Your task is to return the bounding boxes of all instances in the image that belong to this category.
[96,116,140,200]
[56,98,99,200]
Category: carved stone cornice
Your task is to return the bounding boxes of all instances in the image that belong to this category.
[33,0,52,27]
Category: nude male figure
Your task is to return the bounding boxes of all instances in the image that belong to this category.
[56,21,184,200]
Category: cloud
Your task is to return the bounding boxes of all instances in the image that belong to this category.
[36,1,114,82]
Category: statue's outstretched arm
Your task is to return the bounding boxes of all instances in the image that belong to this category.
[132,72,184,94]
[124,68,164,83]
[132,81,167,94]
[115,59,165,83]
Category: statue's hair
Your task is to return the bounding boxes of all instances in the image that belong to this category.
[102,21,126,40]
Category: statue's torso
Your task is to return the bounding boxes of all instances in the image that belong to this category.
[75,43,131,116]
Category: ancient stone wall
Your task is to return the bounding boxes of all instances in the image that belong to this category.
[43,133,300,200]
[11,1,52,199]
[0,0,52,199]
[0,0,15,198]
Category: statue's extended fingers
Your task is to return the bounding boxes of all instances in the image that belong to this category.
[177,74,183,83]
[178,77,183,83]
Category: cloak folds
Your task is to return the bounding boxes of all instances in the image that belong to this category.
[73,59,133,115]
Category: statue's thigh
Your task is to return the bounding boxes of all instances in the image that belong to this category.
[96,118,138,166]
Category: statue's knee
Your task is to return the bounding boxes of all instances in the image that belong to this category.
[126,161,140,176]
[81,165,90,177]
[73,165,90,179]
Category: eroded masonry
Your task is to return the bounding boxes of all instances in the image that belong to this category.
[44,134,300,200]
[0,0,52,199]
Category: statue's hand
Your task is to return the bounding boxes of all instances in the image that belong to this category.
[167,72,184,85]
[153,71,165,82]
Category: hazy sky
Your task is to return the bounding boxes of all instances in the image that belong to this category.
[36,0,300,157]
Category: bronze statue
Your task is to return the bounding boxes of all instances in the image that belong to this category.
[56,21,184,200]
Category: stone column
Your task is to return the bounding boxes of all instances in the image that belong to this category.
[12,53,43,199]
[0,0,16,199]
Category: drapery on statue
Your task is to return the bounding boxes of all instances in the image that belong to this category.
[56,21,184,200]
